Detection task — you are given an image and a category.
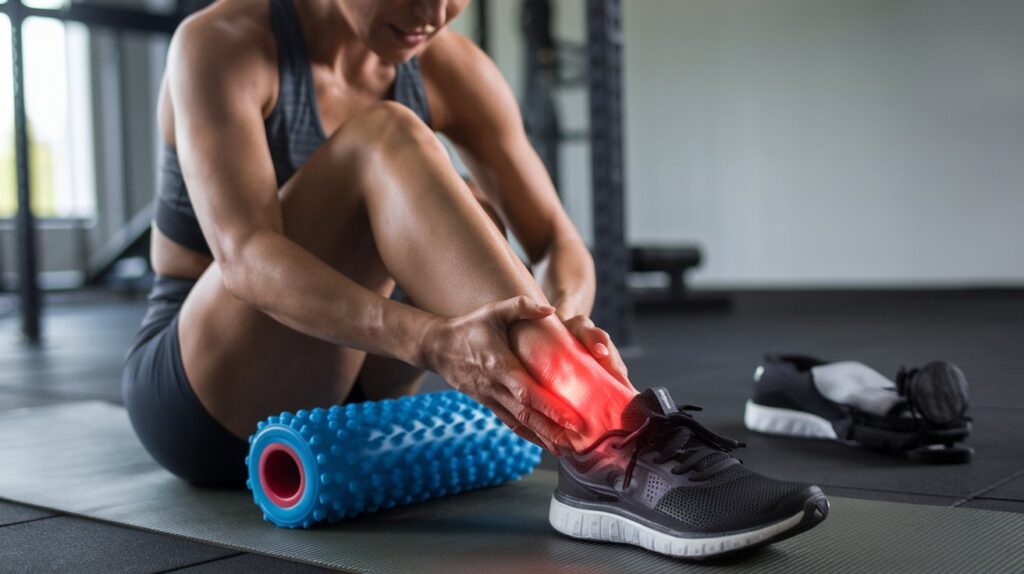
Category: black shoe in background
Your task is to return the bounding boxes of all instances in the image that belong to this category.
[744,354,972,463]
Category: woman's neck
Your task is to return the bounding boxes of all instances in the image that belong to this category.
[294,0,391,85]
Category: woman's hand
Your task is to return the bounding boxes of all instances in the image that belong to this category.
[561,314,633,389]
[421,296,584,453]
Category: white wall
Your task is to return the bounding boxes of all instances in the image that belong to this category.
[623,0,1024,287]
[484,0,1024,287]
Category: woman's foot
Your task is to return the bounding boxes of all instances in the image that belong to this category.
[551,388,830,559]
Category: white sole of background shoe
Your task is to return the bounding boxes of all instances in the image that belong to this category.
[743,400,839,440]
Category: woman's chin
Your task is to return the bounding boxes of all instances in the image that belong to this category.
[371,46,418,65]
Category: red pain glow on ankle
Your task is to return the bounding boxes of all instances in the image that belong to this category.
[520,339,632,442]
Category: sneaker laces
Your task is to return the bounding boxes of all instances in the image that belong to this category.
[601,405,745,489]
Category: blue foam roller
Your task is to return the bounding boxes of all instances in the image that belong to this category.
[246,391,542,528]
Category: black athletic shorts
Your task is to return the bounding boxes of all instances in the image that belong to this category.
[122,275,249,487]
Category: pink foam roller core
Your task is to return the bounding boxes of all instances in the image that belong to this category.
[259,443,305,508]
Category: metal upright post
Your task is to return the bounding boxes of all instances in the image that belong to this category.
[586,0,631,344]
[522,0,560,191]
[10,0,42,344]
[116,31,133,223]
[476,0,490,54]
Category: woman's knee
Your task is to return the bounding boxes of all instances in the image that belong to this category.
[328,102,441,167]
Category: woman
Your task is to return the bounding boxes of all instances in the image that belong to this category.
[123,0,636,487]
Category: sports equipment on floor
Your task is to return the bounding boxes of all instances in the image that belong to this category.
[5,401,1024,572]
[247,391,542,528]
[744,354,972,464]
[551,388,829,559]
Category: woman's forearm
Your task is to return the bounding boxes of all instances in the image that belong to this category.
[223,230,435,368]
[538,232,597,319]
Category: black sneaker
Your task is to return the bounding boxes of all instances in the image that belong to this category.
[744,354,972,463]
[550,388,829,559]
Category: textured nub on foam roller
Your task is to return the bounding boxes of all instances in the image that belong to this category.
[246,391,542,528]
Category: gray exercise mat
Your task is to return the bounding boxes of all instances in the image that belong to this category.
[1,402,1023,573]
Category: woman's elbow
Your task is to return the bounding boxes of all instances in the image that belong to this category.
[212,233,255,302]
[218,258,248,301]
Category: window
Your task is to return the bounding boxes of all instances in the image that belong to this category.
[0,14,95,219]
[1,15,14,215]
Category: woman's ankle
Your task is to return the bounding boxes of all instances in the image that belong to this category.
[510,316,636,444]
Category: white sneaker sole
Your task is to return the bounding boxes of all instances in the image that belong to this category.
[548,495,806,559]
[743,400,838,440]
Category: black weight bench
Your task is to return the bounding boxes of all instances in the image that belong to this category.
[630,245,732,311]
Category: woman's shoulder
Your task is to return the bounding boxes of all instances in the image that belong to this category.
[420,29,490,82]
[170,0,277,84]
[164,0,278,117]
[419,30,509,132]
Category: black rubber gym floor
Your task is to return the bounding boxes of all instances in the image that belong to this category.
[1,288,1022,572]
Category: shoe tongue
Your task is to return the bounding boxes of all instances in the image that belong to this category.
[619,388,735,474]
[620,388,678,430]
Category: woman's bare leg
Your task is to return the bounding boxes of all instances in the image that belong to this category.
[342,104,635,442]
[179,102,632,447]
[351,181,505,403]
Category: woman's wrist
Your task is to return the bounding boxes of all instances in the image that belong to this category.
[372,297,442,371]
[542,236,596,319]
[550,289,590,320]
[409,311,444,372]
